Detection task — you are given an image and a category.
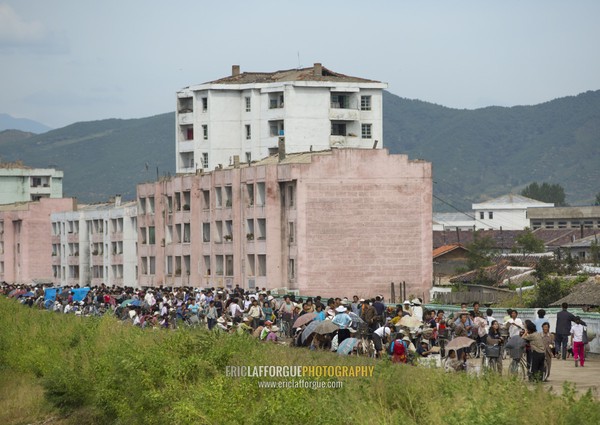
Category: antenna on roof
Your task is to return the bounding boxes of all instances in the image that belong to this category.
[297,51,302,69]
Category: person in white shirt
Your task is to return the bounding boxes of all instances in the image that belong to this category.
[505,310,524,338]
[372,325,392,357]
[570,317,586,367]
[229,300,244,322]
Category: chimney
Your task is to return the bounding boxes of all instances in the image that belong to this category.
[278,137,286,162]
[233,155,240,168]
[232,65,240,76]
[313,63,322,77]
[115,194,122,207]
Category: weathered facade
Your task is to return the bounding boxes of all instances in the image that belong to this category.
[137,149,432,299]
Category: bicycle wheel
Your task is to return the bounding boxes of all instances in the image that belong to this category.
[542,359,549,381]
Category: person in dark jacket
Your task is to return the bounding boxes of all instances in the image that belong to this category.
[555,302,576,360]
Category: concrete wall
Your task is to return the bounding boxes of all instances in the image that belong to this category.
[138,149,432,299]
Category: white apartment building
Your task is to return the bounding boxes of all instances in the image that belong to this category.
[51,196,138,287]
[175,63,387,173]
[0,163,63,204]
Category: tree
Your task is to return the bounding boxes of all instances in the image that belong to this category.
[512,228,545,254]
[594,192,600,206]
[521,182,567,206]
[466,231,496,270]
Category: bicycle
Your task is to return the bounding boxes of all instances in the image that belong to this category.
[509,354,528,380]
[481,343,502,374]
[277,317,290,339]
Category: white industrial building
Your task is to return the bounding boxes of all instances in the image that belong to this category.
[0,163,63,204]
[472,194,554,230]
[51,196,138,287]
[175,63,387,173]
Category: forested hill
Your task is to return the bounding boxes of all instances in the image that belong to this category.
[383,90,600,209]
[1,90,599,208]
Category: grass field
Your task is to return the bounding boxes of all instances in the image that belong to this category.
[1,298,599,425]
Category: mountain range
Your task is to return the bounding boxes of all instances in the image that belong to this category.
[0,113,52,133]
[0,90,599,210]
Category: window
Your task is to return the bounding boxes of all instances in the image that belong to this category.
[148,197,155,214]
[269,93,284,109]
[246,152,251,163]
[225,220,233,241]
[149,257,156,275]
[216,255,224,275]
[269,120,284,136]
[183,191,191,210]
[139,197,146,214]
[186,127,194,140]
[202,190,210,209]
[202,222,210,242]
[288,258,295,280]
[331,94,350,109]
[245,96,251,112]
[141,257,148,275]
[216,221,223,243]
[175,256,182,275]
[479,212,484,220]
[257,182,265,206]
[245,124,251,140]
[148,226,155,245]
[558,221,567,229]
[287,184,295,207]
[246,184,254,206]
[331,122,346,136]
[246,219,255,240]
[140,227,147,244]
[247,255,255,276]
[183,223,190,243]
[360,95,372,111]
[225,255,233,276]
[361,124,372,139]
[257,218,266,240]
[570,221,580,229]
[202,125,208,140]
[488,212,493,220]
[203,256,211,276]
[531,221,542,230]
[544,221,555,229]
[289,222,295,244]
[257,255,267,277]
[225,186,232,208]
[215,187,222,208]
[202,153,209,169]
[202,97,208,112]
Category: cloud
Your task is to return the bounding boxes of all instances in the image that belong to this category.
[0,3,68,53]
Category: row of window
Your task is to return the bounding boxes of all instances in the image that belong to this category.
[179,94,373,114]
[182,121,374,141]
[52,218,127,236]
[531,220,600,230]
[52,265,124,280]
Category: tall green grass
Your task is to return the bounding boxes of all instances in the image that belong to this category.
[1,298,599,425]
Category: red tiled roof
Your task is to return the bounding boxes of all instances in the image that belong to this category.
[433,244,467,259]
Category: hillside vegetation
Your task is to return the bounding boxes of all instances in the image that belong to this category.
[1,298,599,425]
[1,90,599,208]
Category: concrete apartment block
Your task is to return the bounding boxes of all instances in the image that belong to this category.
[51,197,138,287]
[0,163,63,205]
[137,148,432,300]
[0,198,75,284]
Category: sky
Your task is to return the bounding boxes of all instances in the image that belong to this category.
[1,0,599,129]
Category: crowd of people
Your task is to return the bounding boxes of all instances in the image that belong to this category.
[1,282,590,379]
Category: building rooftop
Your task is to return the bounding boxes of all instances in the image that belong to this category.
[473,194,554,209]
[550,277,600,307]
[527,206,600,219]
[433,244,468,259]
[202,64,380,86]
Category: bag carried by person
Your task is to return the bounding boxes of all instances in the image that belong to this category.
[582,326,589,344]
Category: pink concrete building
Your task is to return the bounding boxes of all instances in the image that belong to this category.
[0,198,75,284]
[136,148,432,300]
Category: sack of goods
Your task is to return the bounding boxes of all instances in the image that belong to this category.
[485,345,501,358]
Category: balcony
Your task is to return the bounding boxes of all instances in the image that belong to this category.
[329,108,359,121]
[111,254,123,264]
[67,256,79,266]
[67,233,79,243]
[179,140,194,152]
[178,111,193,125]
[110,232,123,241]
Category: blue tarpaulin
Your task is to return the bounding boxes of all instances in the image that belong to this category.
[72,288,90,302]
[44,287,61,302]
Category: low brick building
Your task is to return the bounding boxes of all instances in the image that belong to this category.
[136,148,432,300]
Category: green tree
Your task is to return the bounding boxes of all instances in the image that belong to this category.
[512,228,545,254]
[521,182,567,206]
[591,239,600,266]
[594,192,600,206]
[466,231,496,270]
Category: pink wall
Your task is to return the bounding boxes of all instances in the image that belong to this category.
[0,198,75,284]
[293,149,432,301]
[136,149,432,300]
